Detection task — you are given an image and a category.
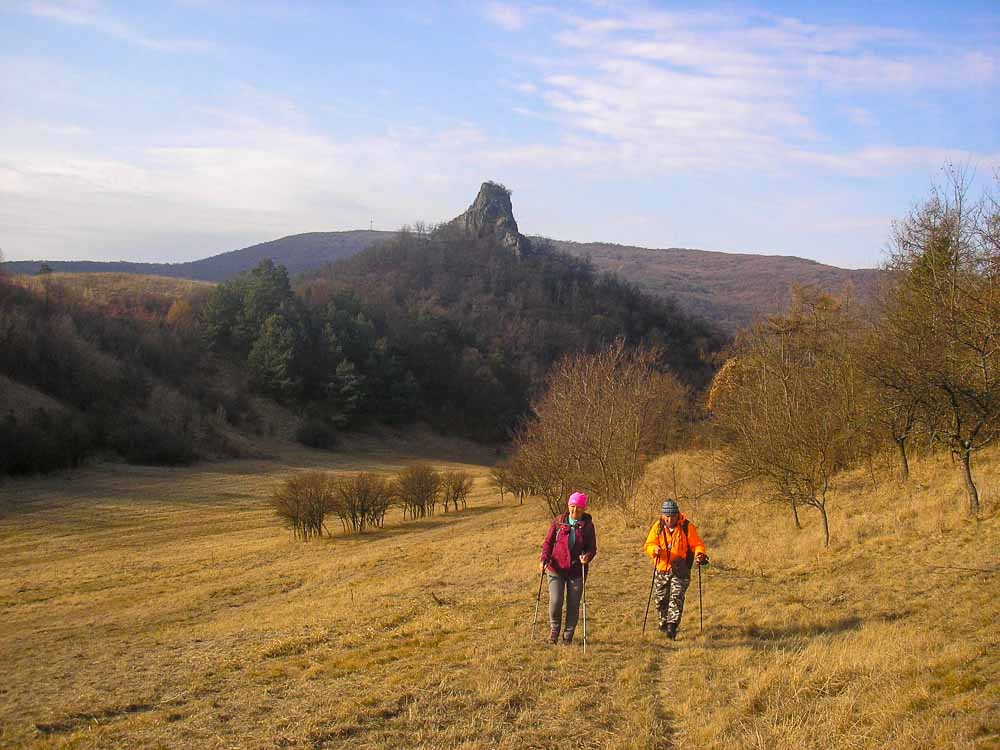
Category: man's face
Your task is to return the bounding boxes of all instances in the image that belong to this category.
[661,512,679,528]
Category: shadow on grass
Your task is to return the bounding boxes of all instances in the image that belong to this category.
[689,615,866,653]
[331,505,500,543]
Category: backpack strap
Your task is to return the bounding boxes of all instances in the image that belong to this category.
[682,519,694,568]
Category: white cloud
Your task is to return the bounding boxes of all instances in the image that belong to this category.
[0,112,512,260]
[486,3,1000,177]
[845,107,876,129]
[483,2,526,30]
[23,1,215,52]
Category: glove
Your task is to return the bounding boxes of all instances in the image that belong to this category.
[695,553,709,566]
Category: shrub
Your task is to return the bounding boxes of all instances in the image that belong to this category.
[269,471,335,540]
[331,472,394,533]
[441,471,473,512]
[395,464,441,519]
[296,418,337,450]
[105,413,196,466]
[0,409,93,476]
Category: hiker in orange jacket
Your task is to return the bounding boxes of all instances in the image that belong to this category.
[643,498,708,639]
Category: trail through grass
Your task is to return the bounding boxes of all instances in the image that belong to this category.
[1,446,997,748]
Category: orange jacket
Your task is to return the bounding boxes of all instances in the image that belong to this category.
[643,514,706,573]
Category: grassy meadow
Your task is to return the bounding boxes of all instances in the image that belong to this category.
[1,441,997,749]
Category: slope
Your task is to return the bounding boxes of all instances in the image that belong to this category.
[0,444,995,749]
[546,239,880,332]
[3,231,392,283]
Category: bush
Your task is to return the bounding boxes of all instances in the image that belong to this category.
[441,471,473,512]
[0,409,93,476]
[395,464,441,519]
[331,472,394,533]
[269,471,335,540]
[296,418,337,450]
[105,413,196,466]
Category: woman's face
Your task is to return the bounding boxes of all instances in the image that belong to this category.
[568,503,583,520]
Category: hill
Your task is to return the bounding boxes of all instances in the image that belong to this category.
[3,231,392,283]
[3,196,880,333]
[0,271,260,475]
[13,273,214,318]
[0,183,725,474]
[286,184,724,436]
[545,239,880,332]
[1,441,995,748]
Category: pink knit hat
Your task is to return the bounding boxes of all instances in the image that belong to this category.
[568,492,587,509]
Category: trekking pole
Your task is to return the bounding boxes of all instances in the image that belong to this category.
[530,569,545,640]
[581,561,588,653]
[697,556,709,633]
[641,554,657,635]
[642,526,667,635]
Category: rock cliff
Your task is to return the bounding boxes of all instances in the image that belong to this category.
[451,181,532,256]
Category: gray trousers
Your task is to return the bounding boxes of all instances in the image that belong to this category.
[547,573,583,636]
[653,569,690,626]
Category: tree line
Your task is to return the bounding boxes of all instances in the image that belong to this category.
[1,222,722,476]
[501,171,999,546]
[200,223,724,442]
[269,465,474,540]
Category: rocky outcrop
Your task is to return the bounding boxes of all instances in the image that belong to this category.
[451,181,532,256]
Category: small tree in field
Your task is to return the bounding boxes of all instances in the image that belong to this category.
[512,340,689,520]
[708,288,865,547]
[331,472,394,533]
[873,170,1000,515]
[488,462,510,503]
[269,471,335,540]
[855,303,925,481]
[441,471,474,512]
[396,464,441,519]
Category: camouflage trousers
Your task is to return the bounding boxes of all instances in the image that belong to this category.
[653,570,690,627]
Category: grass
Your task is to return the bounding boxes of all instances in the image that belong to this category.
[0,443,997,749]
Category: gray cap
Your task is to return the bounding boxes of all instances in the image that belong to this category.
[661,499,679,515]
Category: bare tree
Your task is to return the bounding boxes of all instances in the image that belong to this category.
[269,471,336,540]
[877,169,1000,515]
[395,464,441,519]
[512,340,689,520]
[488,462,509,503]
[708,288,865,546]
[331,472,394,533]
[856,298,927,481]
[441,471,474,512]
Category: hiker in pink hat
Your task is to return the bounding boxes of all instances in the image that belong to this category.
[538,491,598,644]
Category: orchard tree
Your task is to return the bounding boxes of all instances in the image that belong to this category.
[876,170,1000,515]
[708,288,865,546]
[512,339,689,521]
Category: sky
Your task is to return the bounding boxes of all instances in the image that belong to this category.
[1,1,998,269]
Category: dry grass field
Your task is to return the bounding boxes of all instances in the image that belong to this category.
[1,442,997,749]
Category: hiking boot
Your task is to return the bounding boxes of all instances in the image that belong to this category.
[658,621,669,633]
[666,622,678,640]
[547,628,560,645]
[562,631,574,645]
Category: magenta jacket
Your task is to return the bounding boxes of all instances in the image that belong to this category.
[540,512,597,579]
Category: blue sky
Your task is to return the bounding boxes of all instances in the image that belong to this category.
[1,1,997,268]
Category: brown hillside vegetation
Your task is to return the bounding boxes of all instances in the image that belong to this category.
[546,239,880,332]
[13,273,213,320]
[0,446,997,749]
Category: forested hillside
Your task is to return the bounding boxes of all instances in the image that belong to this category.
[203,223,724,442]
[0,220,725,475]
[0,273,254,475]
[546,239,880,332]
